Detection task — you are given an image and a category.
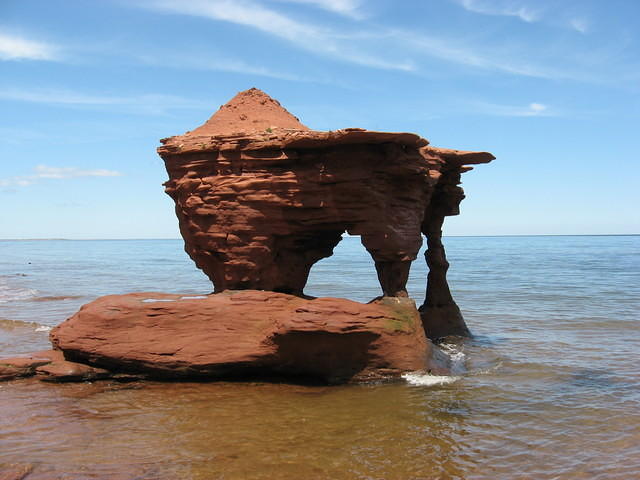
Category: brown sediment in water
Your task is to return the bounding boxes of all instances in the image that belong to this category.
[1,369,638,480]
[0,319,40,330]
[30,295,84,302]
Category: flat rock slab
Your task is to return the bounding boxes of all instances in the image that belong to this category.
[36,360,111,382]
[51,290,451,384]
[0,350,64,381]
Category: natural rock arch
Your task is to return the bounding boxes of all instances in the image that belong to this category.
[158,88,494,338]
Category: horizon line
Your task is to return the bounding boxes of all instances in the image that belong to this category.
[1,233,638,241]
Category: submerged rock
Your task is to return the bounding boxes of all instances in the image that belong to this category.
[0,350,62,381]
[0,349,112,382]
[35,360,111,383]
[50,290,451,384]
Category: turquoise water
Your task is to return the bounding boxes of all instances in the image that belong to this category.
[1,235,639,478]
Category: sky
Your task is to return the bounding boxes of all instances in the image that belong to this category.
[0,0,639,239]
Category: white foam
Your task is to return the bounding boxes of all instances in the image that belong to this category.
[141,298,176,303]
[403,342,467,386]
[35,325,52,332]
[402,372,460,386]
[0,281,38,303]
[180,295,207,300]
[438,342,467,375]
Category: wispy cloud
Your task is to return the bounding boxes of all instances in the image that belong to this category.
[133,0,589,80]
[470,101,556,117]
[0,87,205,115]
[273,0,363,19]
[455,0,541,23]
[137,52,303,81]
[136,0,414,71]
[454,0,592,34]
[569,17,589,34]
[0,32,59,61]
[34,165,122,179]
[70,0,628,87]
[0,165,122,190]
[392,30,569,80]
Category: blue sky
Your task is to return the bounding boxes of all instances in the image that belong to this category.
[1,0,638,238]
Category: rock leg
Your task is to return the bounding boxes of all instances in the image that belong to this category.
[373,260,411,297]
[419,217,470,339]
[360,232,421,297]
[262,229,345,295]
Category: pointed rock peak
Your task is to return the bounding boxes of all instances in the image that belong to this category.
[187,88,310,136]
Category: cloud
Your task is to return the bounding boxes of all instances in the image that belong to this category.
[0,165,122,190]
[0,32,59,61]
[455,0,541,23]
[71,1,624,87]
[133,0,582,80]
[454,0,593,35]
[569,17,589,34]
[33,165,122,179]
[136,52,303,81]
[272,0,363,19]
[136,0,414,71]
[470,101,556,117]
[391,30,569,80]
[0,87,205,115]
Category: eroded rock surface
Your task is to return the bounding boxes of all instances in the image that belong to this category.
[0,349,111,382]
[50,291,451,384]
[158,88,494,338]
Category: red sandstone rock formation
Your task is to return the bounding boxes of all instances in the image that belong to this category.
[0,89,493,386]
[158,88,493,339]
[0,349,109,382]
[50,291,451,383]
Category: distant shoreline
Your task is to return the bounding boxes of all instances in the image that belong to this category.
[0,234,638,241]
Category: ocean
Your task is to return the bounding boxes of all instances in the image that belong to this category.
[1,235,638,479]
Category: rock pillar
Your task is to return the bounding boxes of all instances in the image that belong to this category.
[419,215,470,340]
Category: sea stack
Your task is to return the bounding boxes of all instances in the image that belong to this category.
[6,88,494,384]
[158,88,494,339]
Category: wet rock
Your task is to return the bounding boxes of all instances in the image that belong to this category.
[36,360,111,383]
[51,290,451,384]
[39,88,494,383]
[0,464,33,480]
[0,350,63,381]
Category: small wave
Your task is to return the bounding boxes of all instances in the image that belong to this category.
[142,298,175,303]
[469,360,503,377]
[35,325,52,332]
[0,285,38,303]
[180,295,207,300]
[0,318,41,330]
[438,342,467,375]
[402,372,460,386]
[403,341,467,386]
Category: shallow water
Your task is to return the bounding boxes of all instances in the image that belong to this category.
[1,236,639,478]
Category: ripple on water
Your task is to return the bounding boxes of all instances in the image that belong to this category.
[0,236,638,479]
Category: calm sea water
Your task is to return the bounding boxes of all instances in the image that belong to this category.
[1,236,639,479]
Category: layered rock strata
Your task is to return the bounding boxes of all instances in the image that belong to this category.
[50,291,451,384]
[1,89,493,385]
[158,88,494,339]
